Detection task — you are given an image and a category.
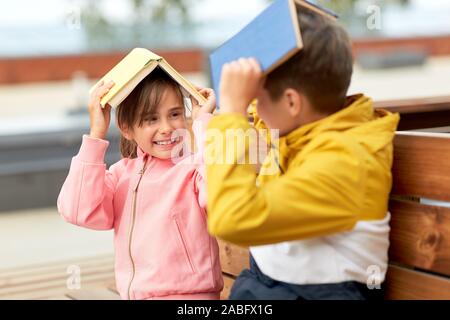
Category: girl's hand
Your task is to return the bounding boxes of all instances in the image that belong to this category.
[88,80,115,139]
[219,58,263,116]
[191,86,216,120]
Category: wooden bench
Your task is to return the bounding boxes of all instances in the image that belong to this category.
[0,254,119,300]
[218,131,450,300]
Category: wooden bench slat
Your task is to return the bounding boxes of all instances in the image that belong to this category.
[385,265,450,300]
[0,255,114,278]
[66,288,121,300]
[0,255,116,299]
[2,278,117,300]
[389,199,450,277]
[0,273,115,298]
[0,264,114,290]
[41,294,73,300]
[374,96,450,130]
[375,95,450,115]
[0,271,115,298]
[218,240,249,277]
[221,274,236,300]
[107,283,119,294]
[392,132,450,201]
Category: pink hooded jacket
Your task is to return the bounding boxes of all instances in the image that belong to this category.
[57,114,223,300]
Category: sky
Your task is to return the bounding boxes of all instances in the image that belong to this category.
[0,0,268,27]
[2,0,449,29]
[0,0,269,56]
[0,0,450,56]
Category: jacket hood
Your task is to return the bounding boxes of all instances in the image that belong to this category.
[280,94,400,159]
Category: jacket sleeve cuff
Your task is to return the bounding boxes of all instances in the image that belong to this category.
[76,134,110,164]
[192,113,213,134]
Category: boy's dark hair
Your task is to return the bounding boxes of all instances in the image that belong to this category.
[264,9,353,114]
[116,67,184,159]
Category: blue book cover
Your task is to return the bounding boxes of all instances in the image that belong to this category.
[209,0,337,105]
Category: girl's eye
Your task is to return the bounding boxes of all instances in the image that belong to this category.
[170,111,183,118]
[147,116,158,123]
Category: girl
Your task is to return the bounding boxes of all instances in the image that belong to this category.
[57,68,223,300]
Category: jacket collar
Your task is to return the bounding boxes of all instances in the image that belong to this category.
[273,94,399,169]
[137,145,148,158]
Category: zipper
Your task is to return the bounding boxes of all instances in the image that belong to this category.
[127,157,148,300]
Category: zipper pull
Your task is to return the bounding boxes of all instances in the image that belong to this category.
[133,156,149,191]
[139,155,149,175]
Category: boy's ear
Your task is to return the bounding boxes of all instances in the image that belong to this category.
[284,88,302,117]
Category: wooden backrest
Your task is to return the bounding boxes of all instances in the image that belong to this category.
[385,132,450,299]
[218,132,450,300]
[374,96,450,130]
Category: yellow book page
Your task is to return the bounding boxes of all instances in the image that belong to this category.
[107,62,158,108]
[89,48,162,107]
[159,60,207,105]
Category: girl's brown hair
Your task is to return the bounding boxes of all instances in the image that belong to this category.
[116,67,184,158]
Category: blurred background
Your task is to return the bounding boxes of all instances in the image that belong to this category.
[0,0,449,298]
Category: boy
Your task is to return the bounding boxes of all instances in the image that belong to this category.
[205,9,400,299]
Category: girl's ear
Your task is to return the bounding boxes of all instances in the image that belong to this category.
[284,88,302,117]
[118,124,134,141]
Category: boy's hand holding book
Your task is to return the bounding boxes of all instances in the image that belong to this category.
[219,58,262,116]
[88,80,115,140]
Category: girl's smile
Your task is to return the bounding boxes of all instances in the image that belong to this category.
[152,135,182,149]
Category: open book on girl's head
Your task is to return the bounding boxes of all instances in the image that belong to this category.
[90,48,206,111]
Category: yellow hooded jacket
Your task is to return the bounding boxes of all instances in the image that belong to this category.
[206,94,400,247]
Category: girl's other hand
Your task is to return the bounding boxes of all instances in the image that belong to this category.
[88,80,115,139]
[191,86,216,121]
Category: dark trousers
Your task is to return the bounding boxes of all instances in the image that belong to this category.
[229,254,384,300]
